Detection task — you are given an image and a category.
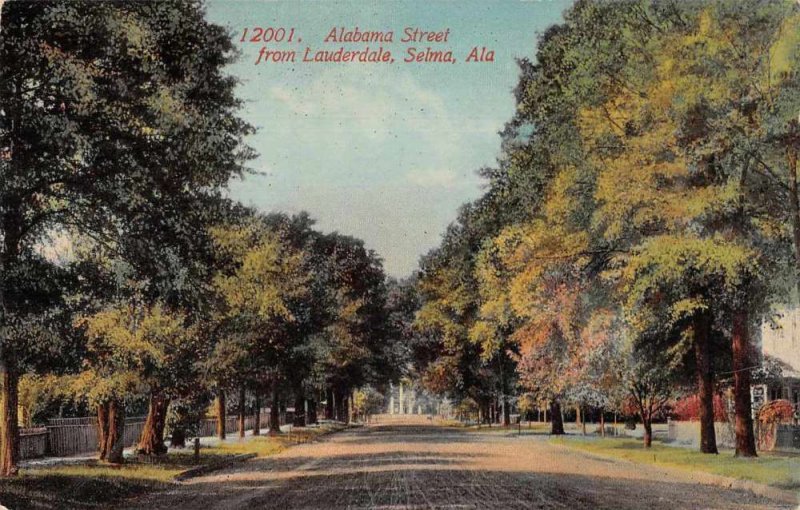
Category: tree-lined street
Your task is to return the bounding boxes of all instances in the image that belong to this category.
[123,419,794,510]
[3,1,800,507]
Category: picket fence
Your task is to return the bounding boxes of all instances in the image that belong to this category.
[19,408,290,460]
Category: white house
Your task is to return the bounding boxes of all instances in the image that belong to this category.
[755,308,800,413]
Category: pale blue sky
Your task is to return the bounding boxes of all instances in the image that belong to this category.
[205,0,572,277]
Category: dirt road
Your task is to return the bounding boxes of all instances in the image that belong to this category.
[125,420,794,509]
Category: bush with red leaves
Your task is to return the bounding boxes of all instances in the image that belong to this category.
[670,394,728,421]
[757,399,794,425]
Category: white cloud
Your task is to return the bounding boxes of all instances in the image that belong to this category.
[406,168,458,189]
[239,67,494,275]
[268,86,316,116]
[260,68,485,174]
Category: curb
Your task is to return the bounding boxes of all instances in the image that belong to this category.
[550,441,799,507]
[174,453,257,482]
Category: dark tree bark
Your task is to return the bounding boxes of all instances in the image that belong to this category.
[335,390,347,423]
[0,107,24,479]
[216,390,226,440]
[580,406,587,436]
[252,393,261,436]
[325,388,334,420]
[0,353,19,476]
[237,385,246,439]
[307,398,317,425]
[137,393,169,455]
[732,310,757,457]
[786,125,800,295]
[293,392,306,427]
[550,400,565,435]
[269,378,281,435]
[694,312,718,454]
[499,353,511,427]
[97,400,125,462]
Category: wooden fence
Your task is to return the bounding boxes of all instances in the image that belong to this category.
[20,427,48,459]
[19,408,293,461]
[194,409,275,438]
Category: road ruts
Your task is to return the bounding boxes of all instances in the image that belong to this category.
[123,420,796,509]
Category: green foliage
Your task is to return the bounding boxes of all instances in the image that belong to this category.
[73,303,197,406]
[352,386,385,418]
[411,0,800,434]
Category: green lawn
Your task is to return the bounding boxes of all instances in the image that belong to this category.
[461,422,552,435]
[0,426,341,510]
[551,436,800,491]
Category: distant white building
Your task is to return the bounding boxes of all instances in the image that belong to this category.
[755,308,800,413]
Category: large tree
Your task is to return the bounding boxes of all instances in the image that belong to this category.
[0,0,252,474]
[209,214,309,434]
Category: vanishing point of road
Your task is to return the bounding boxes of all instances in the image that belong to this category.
[125,417,796,510]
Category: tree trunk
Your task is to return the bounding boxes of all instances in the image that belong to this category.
[732,310,757,457]
[253,393,261,436]
[238,385,246,439]
[349,389,355,423]
[293,392,306,427]
[581,407,587,436]
[694,312,718,454]
[550,400,565,435]
[337,391,348,424]
[643,419,653,448]
[106,401,125,463]
[325,388,334,420]
[0,360,19,476]
[98,402,110,460]
[216,390,226,440]
[307,398,317,425]
[137,393,169,455]
[786,134,800,298]
[502,394,510,427]
[0,164,24,478]
[98,400,125,462]
[269,378,281,435]
[600,411,606,437]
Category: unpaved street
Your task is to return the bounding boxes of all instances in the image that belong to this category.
[125,420,794,509]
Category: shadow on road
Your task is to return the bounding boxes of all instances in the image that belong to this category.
[149,467,781,510]
[118,423,790,510]
[339,424,477,445]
